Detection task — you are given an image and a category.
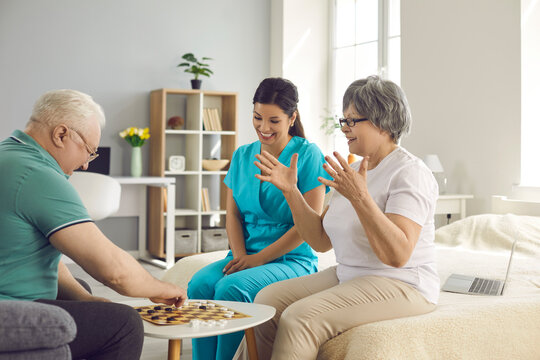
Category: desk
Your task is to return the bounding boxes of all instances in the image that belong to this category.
[436,194,473,220]
[113,177,176,269]
[125,299,276,360]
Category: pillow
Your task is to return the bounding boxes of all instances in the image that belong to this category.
[0,301,76,352]
[435,214,540,255]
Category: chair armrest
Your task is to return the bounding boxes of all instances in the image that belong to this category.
[0,301,76,352]
[162,250,229,289]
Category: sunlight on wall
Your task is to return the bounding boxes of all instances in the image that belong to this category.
[521,0,540,186]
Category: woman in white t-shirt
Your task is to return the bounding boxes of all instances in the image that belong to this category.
[251,76,439,360]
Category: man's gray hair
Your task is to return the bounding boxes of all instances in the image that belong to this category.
[342,76,411,143]
[28,89,105,133]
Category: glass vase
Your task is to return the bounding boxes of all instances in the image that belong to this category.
[131,146,142,177]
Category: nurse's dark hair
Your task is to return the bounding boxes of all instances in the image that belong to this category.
[252,77,305,138]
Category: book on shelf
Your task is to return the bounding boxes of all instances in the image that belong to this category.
[201,187,211,212]
[202,108,222,131]
[210,108,222,131]
[202,108,212,131]
[162,188,167,212]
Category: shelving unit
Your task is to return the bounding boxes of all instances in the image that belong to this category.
[148,89,237,259]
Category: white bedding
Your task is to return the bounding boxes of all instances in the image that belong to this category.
[163,214,540,360]
[318,245,540,360]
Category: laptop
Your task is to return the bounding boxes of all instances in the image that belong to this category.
[441,240,517,296]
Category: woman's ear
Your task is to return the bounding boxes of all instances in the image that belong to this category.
[290,111,297,127]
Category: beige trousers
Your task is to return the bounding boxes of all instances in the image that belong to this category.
[253,266,435,360]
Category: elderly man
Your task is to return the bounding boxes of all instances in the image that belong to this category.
[0,89,187,360]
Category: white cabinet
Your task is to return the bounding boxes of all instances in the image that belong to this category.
[148,89,237,259]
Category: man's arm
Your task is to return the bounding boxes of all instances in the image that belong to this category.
[50,222,187,306]
[57,260,110,302]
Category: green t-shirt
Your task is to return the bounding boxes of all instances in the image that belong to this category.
[0,130,91,300]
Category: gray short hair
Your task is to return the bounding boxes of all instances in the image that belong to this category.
[28,89,105,133]
[342,76,411,143]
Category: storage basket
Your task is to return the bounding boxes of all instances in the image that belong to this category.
[201,228,228,252]
[174,229,198,254]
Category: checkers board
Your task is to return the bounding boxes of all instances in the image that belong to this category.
[134,300,251,325]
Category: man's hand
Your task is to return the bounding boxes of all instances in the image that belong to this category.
[222,254,264,275]
[149,282,188,308]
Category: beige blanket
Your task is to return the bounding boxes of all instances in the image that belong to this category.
[434,213,540,255]
[318,246,540,360]
[163,215,540,360]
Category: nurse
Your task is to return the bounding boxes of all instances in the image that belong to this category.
[187,77,330,360]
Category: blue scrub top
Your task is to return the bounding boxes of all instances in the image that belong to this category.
[224,136,331,268]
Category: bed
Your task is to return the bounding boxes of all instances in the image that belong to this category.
[162,196,540,359]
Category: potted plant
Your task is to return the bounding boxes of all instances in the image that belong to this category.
[320,108,340,136]
[177,53,213,89]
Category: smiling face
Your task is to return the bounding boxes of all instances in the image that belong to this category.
[341,103,396,168]
[253,102,295,155]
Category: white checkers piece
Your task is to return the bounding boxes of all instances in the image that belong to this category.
[190,319,201,327]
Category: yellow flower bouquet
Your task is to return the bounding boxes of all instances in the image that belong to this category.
[119,127,150,147]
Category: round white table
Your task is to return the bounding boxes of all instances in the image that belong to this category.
[123,299,276,360]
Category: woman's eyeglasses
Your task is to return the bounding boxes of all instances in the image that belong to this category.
[338,118,369,128]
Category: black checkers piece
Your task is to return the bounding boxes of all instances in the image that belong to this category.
[166,317,176,321]
[151,316,160,320]
[165,308,173,312]
[154,306,162,310]
[199,306,207,310]
[136,308,142,312]
[147,309,155,314]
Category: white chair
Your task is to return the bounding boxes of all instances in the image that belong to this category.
[68,172,121,221]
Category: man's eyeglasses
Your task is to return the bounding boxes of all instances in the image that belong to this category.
[69,128,99,163]
[338,118,369,128]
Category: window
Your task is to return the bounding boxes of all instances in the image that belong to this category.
[329,0,400,154]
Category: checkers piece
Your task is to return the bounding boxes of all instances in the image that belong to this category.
[134,301,251,326]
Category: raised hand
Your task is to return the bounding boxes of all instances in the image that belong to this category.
[318,152,370,203]
[254,151,298,193]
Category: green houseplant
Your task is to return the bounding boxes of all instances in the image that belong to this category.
[320,109,340,135]
[177,53,213,89]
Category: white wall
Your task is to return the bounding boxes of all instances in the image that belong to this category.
[270,0,331,152]
[401,0,521,216]
[0,0,271,250]
[0,0,270,175]
[521,0,540,185]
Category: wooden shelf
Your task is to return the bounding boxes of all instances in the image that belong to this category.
[148,89,237,258]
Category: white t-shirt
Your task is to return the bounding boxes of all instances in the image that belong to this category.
[322,147,440,304]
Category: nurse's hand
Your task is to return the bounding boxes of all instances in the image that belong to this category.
[222,254,264,275]
[255,151,298,194]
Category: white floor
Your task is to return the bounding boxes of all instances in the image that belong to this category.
[67,261,192,360]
